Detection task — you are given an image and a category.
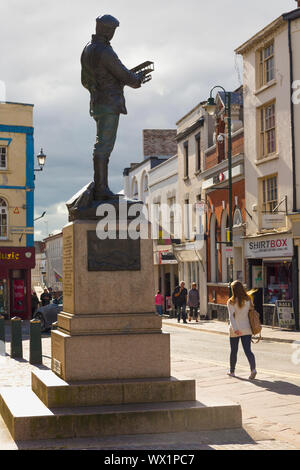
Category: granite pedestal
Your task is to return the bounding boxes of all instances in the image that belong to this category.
[0,217,242,441]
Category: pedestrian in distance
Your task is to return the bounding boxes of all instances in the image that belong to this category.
[40,288,51,307]
[31,291,40,319]
[188,282,200,322]
[155,290,164,316]
[172,281,188,324]
[227,280,257,380]
[48,287,53,300]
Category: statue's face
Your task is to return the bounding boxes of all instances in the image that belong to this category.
[96,20,118,41]
[106,27,116,41]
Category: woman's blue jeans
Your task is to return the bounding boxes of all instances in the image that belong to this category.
[155,305,163,316]
[230,335,256,373]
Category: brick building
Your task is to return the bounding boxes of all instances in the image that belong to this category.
[202,89,245,320]
[143,129,177,159]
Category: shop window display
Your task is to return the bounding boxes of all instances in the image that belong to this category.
[264,261,292,304]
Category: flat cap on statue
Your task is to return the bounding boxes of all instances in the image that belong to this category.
[96,15,120,28]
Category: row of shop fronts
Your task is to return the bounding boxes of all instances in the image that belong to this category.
[245,233,296,327]
[207,230,298,329]
[153,230,299,329]
[0,247,35,320]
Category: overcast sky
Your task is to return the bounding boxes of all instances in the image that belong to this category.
[0,0,296,239]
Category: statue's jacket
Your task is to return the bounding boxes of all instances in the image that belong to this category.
[81,35,141,116]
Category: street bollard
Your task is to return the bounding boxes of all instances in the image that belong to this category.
[30,319,42,365]
[10,317,23,359]
[0,315,5,357]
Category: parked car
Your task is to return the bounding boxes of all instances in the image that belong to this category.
[33,296,63,332]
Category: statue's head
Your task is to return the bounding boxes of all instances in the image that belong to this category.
[96,15,120,41]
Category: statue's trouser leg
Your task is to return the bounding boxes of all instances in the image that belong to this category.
[93,112,120,199]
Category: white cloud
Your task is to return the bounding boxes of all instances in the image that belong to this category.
[0,0,295,234]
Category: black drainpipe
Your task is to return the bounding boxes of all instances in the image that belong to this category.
[288,18,299,330]
[288,19,297,211]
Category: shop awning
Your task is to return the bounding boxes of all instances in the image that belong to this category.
[174,250,201,263]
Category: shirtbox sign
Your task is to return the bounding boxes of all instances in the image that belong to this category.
[245,235,293,259]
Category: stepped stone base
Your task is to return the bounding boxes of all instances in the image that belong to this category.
[0,218,243,442]
[31,371,196,408]
[0,385,242,442]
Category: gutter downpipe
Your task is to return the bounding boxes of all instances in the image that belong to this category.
[288,17,299,330]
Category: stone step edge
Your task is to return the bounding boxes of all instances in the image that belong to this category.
[31,371,196,408]
[0,388,242,441]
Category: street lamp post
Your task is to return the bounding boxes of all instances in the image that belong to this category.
[204,86,233,287]
[34,211,46,222]
[34,148,47,177]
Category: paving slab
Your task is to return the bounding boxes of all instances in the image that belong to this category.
[0,322,300,449]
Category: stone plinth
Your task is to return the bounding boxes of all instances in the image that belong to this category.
[62,220,155,315]
[0,214,243,442]
[51,219,170,382]
[51,328,170,382]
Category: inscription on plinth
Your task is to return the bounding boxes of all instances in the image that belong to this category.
[87,231,140,271]
[59,220,155,315]
[62,225,75,313]
[51,329,64,377]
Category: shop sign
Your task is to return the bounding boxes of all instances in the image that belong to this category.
[225,247,233,258]
[0,247,35,267]
[10,226,34,234]
[159,251,177,265]
[261,214,286,230]
[194,201,207,214]
[245,236,293,259]
[276,300,295,329]
[202,164,243,190]
[0,251,21,261]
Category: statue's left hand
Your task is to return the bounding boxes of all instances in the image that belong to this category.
[138,70,152,84]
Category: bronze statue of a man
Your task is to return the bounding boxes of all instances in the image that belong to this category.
[81,14,148,200]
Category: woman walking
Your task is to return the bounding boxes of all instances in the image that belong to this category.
[155,290,164,316]
[227,280,257,380]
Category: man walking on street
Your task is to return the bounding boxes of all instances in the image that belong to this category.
[172,281,188,324]
[188,282,200,322]
[40,289,51,307]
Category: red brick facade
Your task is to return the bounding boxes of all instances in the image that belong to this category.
[205,130,245,308]
[206,179,245,283]
[206,147,219,170]
[143,129,177,158]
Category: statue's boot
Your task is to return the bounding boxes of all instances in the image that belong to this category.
[94,157,116,200]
